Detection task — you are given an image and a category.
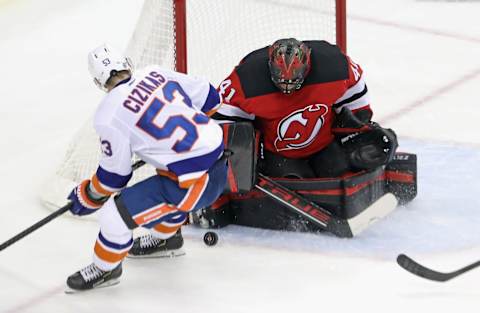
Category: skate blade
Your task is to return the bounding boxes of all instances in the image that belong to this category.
[127,248,186,259]
[64,278,120,294]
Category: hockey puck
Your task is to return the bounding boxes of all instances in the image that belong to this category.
[203,231,218,246]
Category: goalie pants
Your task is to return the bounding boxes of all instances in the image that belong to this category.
[259,140,350,178]
[92,159,227,271]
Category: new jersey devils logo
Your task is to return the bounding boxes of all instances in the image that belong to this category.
[274,104,328,151]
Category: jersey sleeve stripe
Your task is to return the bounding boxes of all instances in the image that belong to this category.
[334,84,368,109]
[202,84,221,115]
[177,173,209,212]
[335,99,371,114]
[333,74,367,106]
[168,142,224,178]
[95,166,132,189]
[91,175,115,196]
[217,104,255,120]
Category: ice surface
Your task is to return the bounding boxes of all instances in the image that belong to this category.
[1,0,479,312]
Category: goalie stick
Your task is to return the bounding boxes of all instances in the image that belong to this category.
[255,173,398,238]
[0,160,146,252]
[397,254,480,282]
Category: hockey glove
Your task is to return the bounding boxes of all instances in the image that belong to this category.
[68,179,108,216]
[333,108,398,171]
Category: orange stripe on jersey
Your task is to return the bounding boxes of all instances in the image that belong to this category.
[205,107,219,117]
[156,169,200,189]
[91,175,114,196]
[94,241,129,263]
[178,177,202,189]
[178,173,209,212]
[156,169,179,181]
[133,204,177,226]
[153,223,183,234]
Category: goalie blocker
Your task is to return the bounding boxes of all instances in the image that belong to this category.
[192,121,417,232]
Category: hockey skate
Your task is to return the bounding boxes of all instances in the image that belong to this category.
[65,263,122,293]
[128,229,185,258]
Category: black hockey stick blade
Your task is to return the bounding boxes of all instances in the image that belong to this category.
[397,254,480,282]
[0,160,146,252]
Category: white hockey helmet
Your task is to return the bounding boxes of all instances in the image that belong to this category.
[87,44,133,91]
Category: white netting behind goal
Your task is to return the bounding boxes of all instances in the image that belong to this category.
[41,0,344,210]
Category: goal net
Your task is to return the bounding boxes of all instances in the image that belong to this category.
[41,0,346,210]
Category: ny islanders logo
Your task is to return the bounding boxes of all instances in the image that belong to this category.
[274,104,328,151]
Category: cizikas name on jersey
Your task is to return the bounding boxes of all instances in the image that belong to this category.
[122,71,168,113]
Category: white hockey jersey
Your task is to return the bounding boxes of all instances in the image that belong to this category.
[90,66,223,195]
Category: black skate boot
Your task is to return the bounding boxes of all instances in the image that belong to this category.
[65,263,122,293]
[128,229,185,258]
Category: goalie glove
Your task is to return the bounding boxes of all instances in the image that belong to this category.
[332,108,398,171]
[68,180,109,216]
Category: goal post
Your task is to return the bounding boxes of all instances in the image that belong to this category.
[41,0,347,210]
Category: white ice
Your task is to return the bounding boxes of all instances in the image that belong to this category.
[1,0,480,312]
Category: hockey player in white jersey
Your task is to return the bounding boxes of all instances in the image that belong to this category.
[65,44,227,292]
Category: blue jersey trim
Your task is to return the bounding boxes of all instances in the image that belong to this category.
[167,142,224,176]
[202,84,220,113]
[96,166,132,189]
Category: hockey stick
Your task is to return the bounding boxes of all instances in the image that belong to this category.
[397,254,480,282]
[0,160,146,252]
[255,173,398,238]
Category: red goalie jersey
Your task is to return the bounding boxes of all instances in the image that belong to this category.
[217,40,372,159]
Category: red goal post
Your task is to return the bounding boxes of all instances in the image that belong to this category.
[41,0,347,210]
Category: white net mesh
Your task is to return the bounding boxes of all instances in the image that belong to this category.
[41,0,343,210]
[185,0,338,87]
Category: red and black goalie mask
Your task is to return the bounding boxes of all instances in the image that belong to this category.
[268,38,311,94]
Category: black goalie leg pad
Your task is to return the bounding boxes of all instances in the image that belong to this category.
[221,121,258,193]
[385,152,417,204]
[190,195,234,228]
[190,122,257,229]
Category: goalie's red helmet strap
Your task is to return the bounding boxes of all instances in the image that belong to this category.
[268,38,311,94]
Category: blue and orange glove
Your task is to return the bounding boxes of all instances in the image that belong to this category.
[68,179,108,216]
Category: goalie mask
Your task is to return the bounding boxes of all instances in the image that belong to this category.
[268,38,311,94]
[88,44,133,91]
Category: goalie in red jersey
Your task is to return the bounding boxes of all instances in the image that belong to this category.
[215,38,397,178]
[191,38,416,232]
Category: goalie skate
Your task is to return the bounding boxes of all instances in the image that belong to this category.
[128,229,185,258]
[65,263,122,294]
